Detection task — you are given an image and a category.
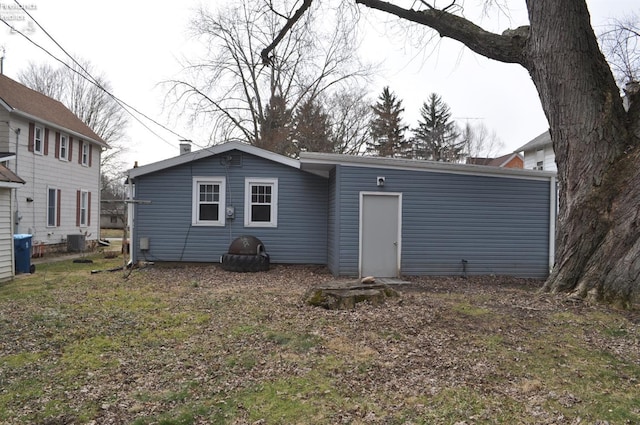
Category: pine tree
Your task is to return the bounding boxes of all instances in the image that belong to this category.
[257,95,295,156]
[293,98,334,154]
[368,87,408,157]
[412,93,463,162]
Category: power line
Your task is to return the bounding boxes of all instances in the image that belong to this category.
[3,2,197,151]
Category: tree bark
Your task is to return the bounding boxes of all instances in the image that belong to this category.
[523,0,639,307]
[357,0,640,306]
[263,0,640,306]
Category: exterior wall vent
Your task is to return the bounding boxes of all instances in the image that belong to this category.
[220,153,242,167]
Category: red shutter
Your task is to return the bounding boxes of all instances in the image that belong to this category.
[28,123,34,152]
[56,189,61,227]
[44,128,49,155]
[76,190,81,226]
[68,137,73,161]
[78,142,83,164]
[55,132,60,159]
[89,145,93,167]
[87,192,92,226]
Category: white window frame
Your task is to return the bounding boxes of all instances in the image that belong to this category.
[244,178,278,228]
[59,134,69,161]
[79,190,89,226]
[47,187,58,227]
[192,177,226,226]
[34,126,43,154]
[81,142,89,166]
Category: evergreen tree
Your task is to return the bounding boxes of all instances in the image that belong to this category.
[368,87,408,157]
[257,95,295,156]
[412,93,464,162]
[293,98,334,154]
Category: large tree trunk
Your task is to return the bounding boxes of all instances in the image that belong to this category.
[265,0,640,306]
[524,0,640,307]
[353,0,640,307]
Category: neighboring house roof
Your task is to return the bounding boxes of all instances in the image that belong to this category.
[0,163,25,187]
[128,140,300,179]
[0,74,108,148]
[466,157,493,165]
[514,130,551,152]
[466,153,523,168]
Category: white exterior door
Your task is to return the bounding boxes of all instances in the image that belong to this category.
[359,192,402,278]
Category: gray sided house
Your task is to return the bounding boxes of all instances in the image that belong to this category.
[128,142,557,279]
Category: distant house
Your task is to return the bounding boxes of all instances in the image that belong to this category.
[127,141,558,279]
[0,74,109,254]
[466,153,523,169]
[514,130,556,172]
[0,154,25,281]
[100,200,126,230]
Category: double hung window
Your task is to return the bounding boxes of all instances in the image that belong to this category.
[245,178,278,227]
[192,177,225,226]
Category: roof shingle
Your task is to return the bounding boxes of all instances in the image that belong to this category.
[0,74,107,147]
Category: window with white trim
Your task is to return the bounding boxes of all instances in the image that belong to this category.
[60,134,69,161]
[81,142,89,166]
[80,190,89,226]
[34,126,43,154]
[244,178,278,227]
[192,177,226,226]
[47,187,58,227]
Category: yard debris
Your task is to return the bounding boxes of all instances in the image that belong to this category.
[1,265,638,424]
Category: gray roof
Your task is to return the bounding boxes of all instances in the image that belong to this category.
[128,141,300,179]
[514,130,551,153]
[128,141,556,182]
[300,151,555,181]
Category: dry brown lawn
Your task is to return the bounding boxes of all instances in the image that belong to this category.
[1,261,639,424]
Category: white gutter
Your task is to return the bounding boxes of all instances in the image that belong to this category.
[127,175,135,263]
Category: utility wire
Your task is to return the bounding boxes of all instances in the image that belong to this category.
[4,1,203,151]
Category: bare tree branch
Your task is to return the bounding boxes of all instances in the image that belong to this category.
[261,0,314,65]
[355,0,527,64]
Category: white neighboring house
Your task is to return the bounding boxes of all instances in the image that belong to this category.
[0,154,25,281]
[0,74,108,254]
[514,130,557,172]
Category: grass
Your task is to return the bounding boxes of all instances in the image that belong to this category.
[1,260,639,424]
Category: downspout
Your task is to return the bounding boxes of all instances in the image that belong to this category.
[548,176,557,273]
[127,173,135,264]
[13,127,20,234]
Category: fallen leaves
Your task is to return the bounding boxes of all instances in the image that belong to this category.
[0,264,638,424]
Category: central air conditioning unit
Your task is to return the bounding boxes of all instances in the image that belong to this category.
[67,234,86,252]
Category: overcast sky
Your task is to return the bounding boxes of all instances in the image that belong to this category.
[1,0,637,168]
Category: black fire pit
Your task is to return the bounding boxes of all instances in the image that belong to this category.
[221,235,270,272]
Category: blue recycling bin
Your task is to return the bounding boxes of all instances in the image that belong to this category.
[13,234,33,274]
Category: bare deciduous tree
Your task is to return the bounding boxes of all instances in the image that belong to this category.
[328,87,373,155]
[599,12,640,89]
[264,0,640,307]
[167,0,370,153]
[460,121,505,160]
[19,60,129,179]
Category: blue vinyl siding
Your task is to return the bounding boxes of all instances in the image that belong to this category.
[332,165,552,278]
[132,150,328,264]
[133,147,554,279]
[327,167,344,275]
